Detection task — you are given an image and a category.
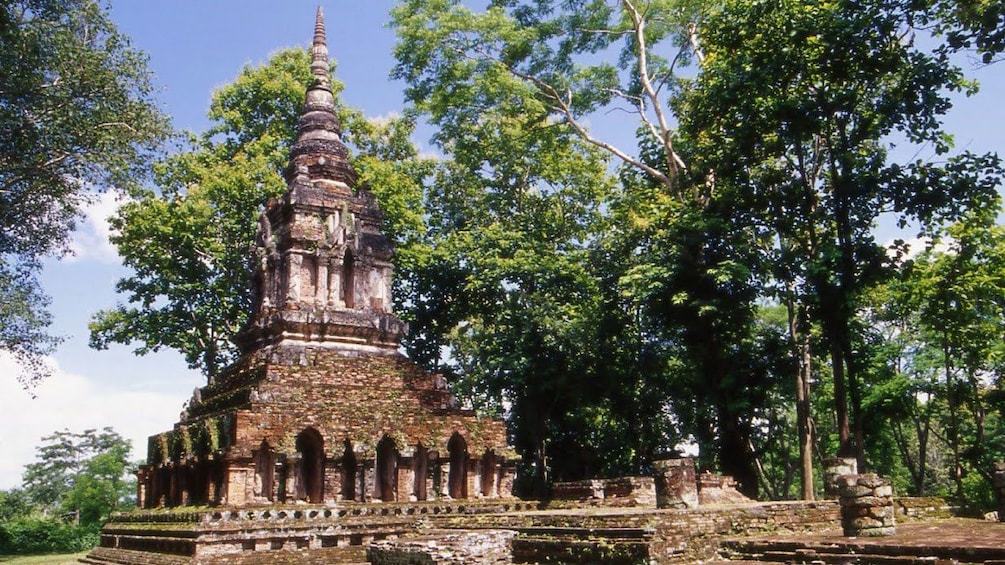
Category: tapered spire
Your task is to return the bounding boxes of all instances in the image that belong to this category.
[310,6,330,85]
[286,5,357,190]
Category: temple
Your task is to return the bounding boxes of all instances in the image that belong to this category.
[134,7,515,509]
[86,8,986,565]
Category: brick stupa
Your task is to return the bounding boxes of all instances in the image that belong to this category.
[134,8,514,509]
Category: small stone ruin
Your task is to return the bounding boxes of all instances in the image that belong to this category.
[837,473,895,537]
[653,457,698,509]
[823,456,857,498]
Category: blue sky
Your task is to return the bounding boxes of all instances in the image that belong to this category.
[1,1,1003,489]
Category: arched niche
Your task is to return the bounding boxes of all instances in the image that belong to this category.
[295,428,324,503]
[448,433,468,499]
[341,439,357,501]
[253,440,276,502]
[342,249,355,308]
[375,435,398,502]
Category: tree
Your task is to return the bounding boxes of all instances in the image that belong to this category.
[399,107,620,491]
[678,0,1002,479]
[22,427,133,526]
[392,0,708,197]
[392,0,782,498]
[920,0,1005,63]
[0,489,35,522]
[89,48,430,378]
[62,448,133,526]
[899,201,1005,501]
[0,0,170,386]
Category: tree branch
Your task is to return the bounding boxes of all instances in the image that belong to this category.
[622,0,686,176]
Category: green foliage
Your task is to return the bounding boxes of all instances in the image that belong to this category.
[0,490,34,523]
[400,116,620,491]
[391,0,708,192]
[915,0,1005,63]
[0,518,99,555]
[88,48,430,377]
[22,428,133,527]
[677,0,1003,471]
[392,0,781,496]
[0,0,170,386]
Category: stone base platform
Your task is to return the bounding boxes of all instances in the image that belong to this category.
[720,519,1005,564]
[81,500,537,565]
[82,497,958,564]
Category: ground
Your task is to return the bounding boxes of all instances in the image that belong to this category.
[0,553,89,565]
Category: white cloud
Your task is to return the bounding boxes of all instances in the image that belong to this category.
[66,190,128,264]
[885,236,954,263]
[0,352,183,490]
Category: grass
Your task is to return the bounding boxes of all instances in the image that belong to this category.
[0,552,89,564]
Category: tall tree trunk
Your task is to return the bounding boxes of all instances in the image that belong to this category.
[796,334,814,500]
[845,340,867,473]
[943,336,964,502]
[786,288,814,500]
[830,342,853,458]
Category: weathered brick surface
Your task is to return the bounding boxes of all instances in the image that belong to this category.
[838,473,895,537]
[823,457,857,498]
[368,529,515,564]
[139,345,515,508]
[549,477,655,508]
[697,473,752,505]
[653,458,698,509]
[89,497,961,564]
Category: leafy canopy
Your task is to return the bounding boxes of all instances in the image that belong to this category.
[21,427,134,527]
[0,0,169,386]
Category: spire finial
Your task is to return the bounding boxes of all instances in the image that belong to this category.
[311,6,329,81]
[284,6,357,191]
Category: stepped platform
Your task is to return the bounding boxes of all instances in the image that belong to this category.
[82,500,537,564]
[720,519,1005,565]
[83,497,966,563]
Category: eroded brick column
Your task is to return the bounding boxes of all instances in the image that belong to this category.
[498,462,516,498]
[994,462,1005,521]
[653,458,698,509]
[136,468,148,509]
[838,473,895,537]
[824,457,857,498]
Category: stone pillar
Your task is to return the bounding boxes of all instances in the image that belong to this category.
[466,460,479,500]
[441,463,452,500]
[136,468,148,509]
[327,258,340,307]
[653,458,699,509]
[427,454,441,500]
[316,256,329,306]
[324,462,340,504]
[287,253,302,305]
[994,462,1005,521]
[498,462,515,498]
[824,457,857,498]
[838,474,895,537]
[178,463,190,506]
[397,464,414,502]
[362,461,376,502]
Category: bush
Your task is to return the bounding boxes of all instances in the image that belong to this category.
[0,517,99,555]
